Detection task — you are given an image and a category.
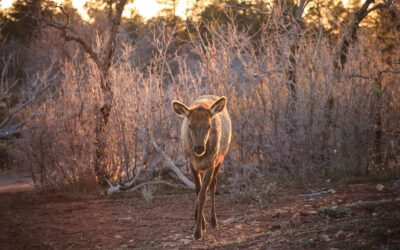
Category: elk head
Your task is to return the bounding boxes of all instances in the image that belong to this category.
[172,97,226,157]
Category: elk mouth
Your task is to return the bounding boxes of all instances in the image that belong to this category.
[194,146,206,157]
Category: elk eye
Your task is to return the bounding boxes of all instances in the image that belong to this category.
[208,124,211,129]
[189,124,192,129]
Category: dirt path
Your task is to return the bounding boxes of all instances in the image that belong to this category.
[0,180,399,249]
[0,171,33,193]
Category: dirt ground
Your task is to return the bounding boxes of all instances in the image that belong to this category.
[0,177,399,249]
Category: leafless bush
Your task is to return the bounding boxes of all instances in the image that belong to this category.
[0,38,56,171]
[14,56,97,191]
[141,185,156,206]
[13,13,400,192]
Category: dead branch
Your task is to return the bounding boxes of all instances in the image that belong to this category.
[345,198,400,207]
[298,192,327,198]
[106,130,149,193]
[295,0,310,22]
[39,5,102,69]
[0,58,58,140]
[128,132,148,185]
[150,135,195,189]
[105,128,188,194]
[298,189,336,197]
[106,124,195,192]
[107,178,190,195]
[127,180,190,192]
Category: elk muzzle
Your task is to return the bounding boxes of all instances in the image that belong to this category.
[194,145,205,156]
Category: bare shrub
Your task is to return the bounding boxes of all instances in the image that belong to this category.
[14,56,98,191]
[13,12,400,193]
[141,185,156,206]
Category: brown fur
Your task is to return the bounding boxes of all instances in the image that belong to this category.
[172,95,232,239]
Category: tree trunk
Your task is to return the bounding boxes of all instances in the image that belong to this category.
[40,0,128,186]
[93,76,114,186]
[285,0,308,135]
[92,0,127,186]
[374,73,383,166]
[334,0,376,70]
[285,44,298,134]
[323,0,392,171]
[108,0,113,20]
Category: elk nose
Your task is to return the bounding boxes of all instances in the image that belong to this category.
[194,146,205,154]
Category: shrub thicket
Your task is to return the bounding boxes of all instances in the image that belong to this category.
[9,16,400,192]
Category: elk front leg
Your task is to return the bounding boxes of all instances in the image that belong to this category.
[194,167,214,239]
[210,163,221,228]
[191,166,205,231]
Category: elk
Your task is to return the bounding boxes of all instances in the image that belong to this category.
[172,95,232,239]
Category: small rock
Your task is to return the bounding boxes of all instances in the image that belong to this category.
[270,222,280,229]
[329,248,339,250]
[272,212,280,218]
[300,211,309,216]
[335,230,346,239]
[308,210,318,215]
[372,212,377,216]
[328,189,336,194]
[279,221,289,228]
[180,239,190,245]
[376,184,384,191]
[321,234,331,242]
[115,234,123,239]
[291,212,301,224]
[235,224,242,229]
[221,218,235,225]
[171,234,182,240]
[120,216,132,220]
[326,179,331,183]
[161,242,175,247]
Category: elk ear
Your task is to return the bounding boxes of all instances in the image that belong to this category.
[172,100,191,117]
[209,96,226,116]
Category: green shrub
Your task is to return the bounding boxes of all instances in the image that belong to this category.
[318,207,349,219]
